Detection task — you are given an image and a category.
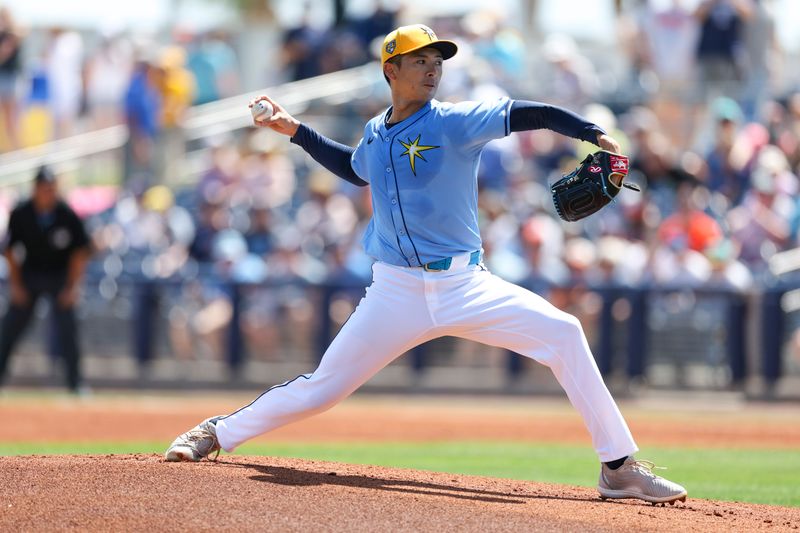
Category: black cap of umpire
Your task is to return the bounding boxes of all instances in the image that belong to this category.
[34,165,56,185]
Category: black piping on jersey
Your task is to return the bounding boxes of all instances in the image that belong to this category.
[383,106,432,267]
[220,373,312,420]
[392,229,409,266]
[372,117,409,265]
[391,168,422,267]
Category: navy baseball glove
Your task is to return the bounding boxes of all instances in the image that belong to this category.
[551,150,640,222]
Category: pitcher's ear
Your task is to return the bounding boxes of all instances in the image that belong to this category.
[383,62,396,81]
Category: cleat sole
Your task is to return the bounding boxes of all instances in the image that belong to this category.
[598,487,688,505]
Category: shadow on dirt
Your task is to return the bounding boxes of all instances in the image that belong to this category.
[225,460,610,506]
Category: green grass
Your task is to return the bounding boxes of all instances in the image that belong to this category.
[2,441,798,507]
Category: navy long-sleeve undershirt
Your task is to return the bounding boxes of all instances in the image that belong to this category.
[509,100,606,142]
[289,100,605,186]
[290,124,367,187]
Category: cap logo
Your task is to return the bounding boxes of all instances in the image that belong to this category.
[419,25,436,41]
[385,39,396,55]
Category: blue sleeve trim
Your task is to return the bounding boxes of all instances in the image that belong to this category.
[290,124,369,187]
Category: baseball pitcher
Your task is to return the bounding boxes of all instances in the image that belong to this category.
[165,24,686,505]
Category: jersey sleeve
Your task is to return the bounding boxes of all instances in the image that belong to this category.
[350,121,377,184]
[444,97,512,152]
[290,123,367,187]
[509,100,605,143]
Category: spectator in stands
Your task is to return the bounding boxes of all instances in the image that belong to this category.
[625,106,687,198]
[739,0,777,122]
[186,34,216,106]
[704,238,753,290]
[239,130,297,210]
[44,27,84,139]
[597,235,649,286]
[540,33,598,109]
[206,31,240,99]
[649,237,714,286]
[84,31,132,128]
[17,53,52,147]
[0,7,23,151]
[197,139,240,205]
[124,53,161,182]
[245,205,274,257]
[694,0,752,98]
[658,181,723,254]
[281,8,327,81]
[517,214,569,288]
[315,29,366,75]
[728,145,796,267]
[627,0,698,149]
[0,166,91,393]
[187,30,239,105]
[156,45,195,183]
[462,10,525,87]
[172,228,247,362]
[189,200,222,264]
[781,93,800,171]
[704,97,750,204]
[349,4,396,50]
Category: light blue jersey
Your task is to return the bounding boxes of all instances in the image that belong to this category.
[351,97,512,267]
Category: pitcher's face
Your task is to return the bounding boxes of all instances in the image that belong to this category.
[387,47,443,102]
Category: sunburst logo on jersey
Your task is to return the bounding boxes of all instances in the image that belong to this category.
[398,134,439,175]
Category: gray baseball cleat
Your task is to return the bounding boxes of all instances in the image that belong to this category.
[598,457,687,505]
[164,416,224,462]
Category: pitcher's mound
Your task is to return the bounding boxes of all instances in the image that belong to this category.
[2,455,797,532]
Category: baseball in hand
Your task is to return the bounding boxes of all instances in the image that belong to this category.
[251,100,274,122]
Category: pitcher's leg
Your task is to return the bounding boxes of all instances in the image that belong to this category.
[215,270,435,451]
[456,273,637,462]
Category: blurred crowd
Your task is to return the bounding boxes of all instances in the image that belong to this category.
[0,2,399,154]
[0,5,243,186]
[3,1,800,363]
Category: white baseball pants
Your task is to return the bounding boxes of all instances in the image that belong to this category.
[215,255,639,462]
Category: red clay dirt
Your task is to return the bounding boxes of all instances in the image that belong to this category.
[2,395,799,448]
[2,454,799,533]
[2,395,799,531]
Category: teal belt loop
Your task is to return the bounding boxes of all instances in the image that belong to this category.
[423,250,481,272]
[423,257,452,272]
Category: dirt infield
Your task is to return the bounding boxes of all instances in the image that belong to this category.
[2,394,799,448]
[2,454,798,532]
[2,395,800,531]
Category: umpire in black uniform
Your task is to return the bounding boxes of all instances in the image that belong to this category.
[0,165,91,392]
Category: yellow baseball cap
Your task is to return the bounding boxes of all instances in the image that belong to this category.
[381,24,458,64]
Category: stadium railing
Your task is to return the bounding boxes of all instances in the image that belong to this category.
[6,274,794,397]
[0,63,381,188]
